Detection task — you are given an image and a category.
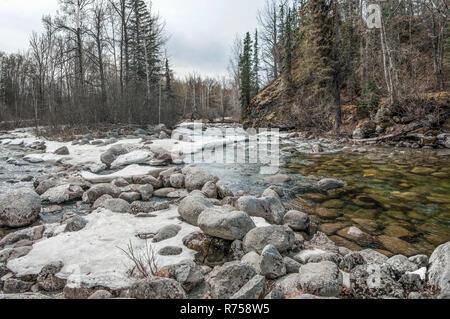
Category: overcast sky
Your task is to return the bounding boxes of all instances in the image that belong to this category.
[0,0,264,78]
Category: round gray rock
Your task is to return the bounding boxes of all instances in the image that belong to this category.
[0,188,41,228]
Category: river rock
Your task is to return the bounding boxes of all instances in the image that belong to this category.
[399,272,425,291]
[231,274,267,299]
[237,196,285,224]
[271,273,302,295]
[129,277,187,299]
[337,226,374,245]
[408,255,428,268]
[54,146,69,155]
[153,225,182,243]
[241,251,262,273]
[184,167,219,192]
[64,216,88,232]
[119,192,141,202]
[428,242,450,295]
[298,261,342,297]
[41,184,84,204]
[340,252,366,272]
[316,178,345,191]
[182,231,232,266]
[101,144,133,168]
[92,194,113,209]
[0,225,44,248]
[283,210,310,231]
[206,261,256,299]
[216,181,234,199]
[386,255,418,279]
[259,245,286,279]
[178,195,214,226]
[36,261,66,292]
[243,225,296,254]
[158,246,182,256]
[3,278,33,294]
[198,209,256,241]
[159,260,205,292]
[169,174,185,188]
[101,198,131,214]
[84,183,121,203]
[0,188,41,228]
[264,174,291,185]
[202,181,218,199]
[350,263,403,298]
[359,249,389,264]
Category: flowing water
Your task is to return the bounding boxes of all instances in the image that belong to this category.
[1,127,449,256]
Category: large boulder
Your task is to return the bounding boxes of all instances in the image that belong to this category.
[183,167,219,192]
[272,274,302,296]
[386,255,418,279]
[101,198,131,214]
[41,184,84,204]
[198,209,256,240]
[178,195,214,226]
[259,245,286,279]
[129,277,187,299]
[428,242,450,295]
[283,210,310,231]
[0,188,41,228]
[206,261,256,299]
[0,225,44,248]
[243,225,296,254]
[237,196,286,224]
[83,183,121,203]
[159,260,205,292]
[216,181,234,199]
[298,261,343,297]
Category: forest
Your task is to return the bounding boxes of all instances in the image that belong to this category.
[0,0,448,133]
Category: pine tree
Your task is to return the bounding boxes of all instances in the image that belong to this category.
[239,32,253,119]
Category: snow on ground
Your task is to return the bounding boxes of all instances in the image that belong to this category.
[7,207,271,291]
[7,207,198,290]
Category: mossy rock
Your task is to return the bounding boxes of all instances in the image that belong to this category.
[382,225,414,239]
[329,235,362,252]
[315,207,341,219]
[411,167,436,175]
[337,227,375,246]
[351,218,379,233]
[321,199,345,209]
[319,223,347,235]
[302,193,328,202]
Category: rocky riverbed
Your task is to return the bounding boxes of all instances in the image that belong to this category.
[0,123,449,299]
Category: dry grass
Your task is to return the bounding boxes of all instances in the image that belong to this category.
[118,240,159,279]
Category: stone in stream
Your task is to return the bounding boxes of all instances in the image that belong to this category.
[259,245,286,279]
[283,210,310,231]
[377,235,417,257]
[41,184,84,204]
[100,144,133,168]
[0,188,41,228]
[169,173,185,189]
[216,181,234,199]
[83,183,121,203]
[206,261,257,299]
[101,198,131,214]
[119,192,141,203]
[264,174,291,185]
[92,194,113,209]
[159,260,205,292]
[340,252,366,272]
[183,166,219,192]
[237,196,286,225]
[178,195,214,226]
[298,261,343,297]
[197,209,256,241]
[316,178,345,191]
[201,181,218,199]
[337,226,374,246]
[182,231,233,266]
[137,184,153,201]
[0,225,44,248]
[243,225,296,254]
[385,255,418,279]
[158,246,183,256]
[0,246,32,263]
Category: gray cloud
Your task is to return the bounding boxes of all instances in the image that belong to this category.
[0,0,264,77]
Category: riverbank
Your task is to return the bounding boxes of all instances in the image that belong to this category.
[0,123,449,299]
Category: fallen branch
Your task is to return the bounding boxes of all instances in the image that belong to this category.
[352,122,425,144]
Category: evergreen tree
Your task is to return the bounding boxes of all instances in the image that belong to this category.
[239,32,253,118]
